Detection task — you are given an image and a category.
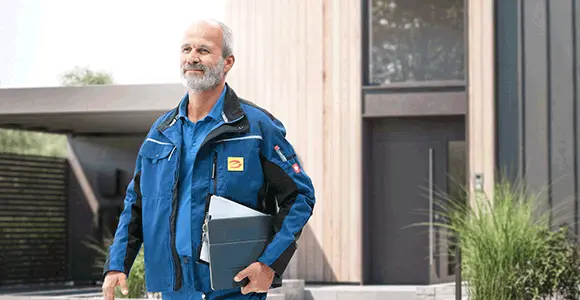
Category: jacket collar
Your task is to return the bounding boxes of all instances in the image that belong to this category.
[157,83,245,133]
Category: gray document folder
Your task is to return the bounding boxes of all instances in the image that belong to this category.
[207,214,274,291]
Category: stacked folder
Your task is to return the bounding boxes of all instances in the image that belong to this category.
[199,195,279,291]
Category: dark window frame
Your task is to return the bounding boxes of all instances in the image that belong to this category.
[361,0,468,91]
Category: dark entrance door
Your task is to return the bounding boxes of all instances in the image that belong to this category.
[365,116,465,285]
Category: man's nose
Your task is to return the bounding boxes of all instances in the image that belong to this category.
[186,53,201,64]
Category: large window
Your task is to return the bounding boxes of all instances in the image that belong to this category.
[368,0,465,85]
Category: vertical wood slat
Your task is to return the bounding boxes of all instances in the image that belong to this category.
[224,0,362,283]
[468,0,496,205]
[348,0,361,283]
[328,0,340,280]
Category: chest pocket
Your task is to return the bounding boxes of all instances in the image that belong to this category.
[140,138,177,163]
[212,135,264,207]
[138,138,178,198]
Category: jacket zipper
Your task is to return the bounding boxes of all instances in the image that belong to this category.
[196,150,218,264]
[212,150,217,194]
[169,147,182,290]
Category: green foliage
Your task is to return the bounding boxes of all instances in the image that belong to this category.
[426,177,580,300]
[60,66,114,86]
[116,248,147,299]
[512,226,580,300]
[84,231,148,299]
[0,129,66,157]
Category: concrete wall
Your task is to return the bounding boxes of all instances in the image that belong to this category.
[66,135,144,282]
[496,0,580,232]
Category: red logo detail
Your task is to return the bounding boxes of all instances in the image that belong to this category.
[292,163,301,173]
[229,160,242,169]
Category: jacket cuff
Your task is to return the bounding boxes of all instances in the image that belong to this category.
[258,241,297,276]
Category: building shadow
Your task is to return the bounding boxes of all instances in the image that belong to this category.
[282,222,337,283]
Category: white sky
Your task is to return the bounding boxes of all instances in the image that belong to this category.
[0,0,225,88]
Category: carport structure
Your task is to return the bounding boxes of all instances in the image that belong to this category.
[0,83,186,285]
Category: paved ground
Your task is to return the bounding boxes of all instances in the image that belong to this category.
[0,285,102,299]
[0,282,468,300]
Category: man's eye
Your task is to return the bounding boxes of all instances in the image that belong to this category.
[198,49,209,53]
[182,47,191,52]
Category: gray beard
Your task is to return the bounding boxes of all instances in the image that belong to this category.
[181,59,225,93]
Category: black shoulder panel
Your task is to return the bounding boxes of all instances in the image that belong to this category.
[239,99,277,121]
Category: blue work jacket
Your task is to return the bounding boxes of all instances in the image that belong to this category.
[103,84,316,293]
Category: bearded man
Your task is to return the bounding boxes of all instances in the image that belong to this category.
[100,19,316,300]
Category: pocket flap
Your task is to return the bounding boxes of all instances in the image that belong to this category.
[140,139,175,160]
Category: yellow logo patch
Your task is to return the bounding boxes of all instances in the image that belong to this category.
[227,157,244,171]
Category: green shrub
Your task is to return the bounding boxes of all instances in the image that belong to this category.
[512,226,580,300]
[84,232,147,299]
[115,248,146,299]
[426,177,580,300]
[0,129,67,157]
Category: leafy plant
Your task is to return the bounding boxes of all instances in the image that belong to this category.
[0,129,67,157]
[512,226,580,300]
[424,176,580,300]
[118,248,147,299]
[60,66,114,86]
[84,230,148,299]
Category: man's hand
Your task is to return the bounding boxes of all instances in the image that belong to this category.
[234,262,275,295]
[102,271,129,300]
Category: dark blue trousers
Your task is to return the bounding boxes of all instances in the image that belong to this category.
[161,256,267,300]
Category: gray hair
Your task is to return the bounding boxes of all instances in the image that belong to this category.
[216,21,234,58]
[184,18,234,59]
[203,19,233,59]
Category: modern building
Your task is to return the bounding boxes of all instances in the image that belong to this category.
[0,0,577,289]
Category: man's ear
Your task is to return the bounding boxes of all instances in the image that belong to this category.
[223,55,235,73]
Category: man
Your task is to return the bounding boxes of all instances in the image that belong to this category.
[101,19,316,300]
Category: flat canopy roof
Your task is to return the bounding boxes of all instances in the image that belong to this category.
[0,83,187,135]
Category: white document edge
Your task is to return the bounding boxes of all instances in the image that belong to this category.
[199,195,267,263]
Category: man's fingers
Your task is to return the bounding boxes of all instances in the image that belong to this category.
[240,281,257,295]
[105,287,115,300]
[118,276,129,295]
[234,266,251,282]
[102,272,128,300]
[102,281,116,300]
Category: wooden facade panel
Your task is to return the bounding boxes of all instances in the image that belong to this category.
[468,0,495,203]
[224,0,361,283]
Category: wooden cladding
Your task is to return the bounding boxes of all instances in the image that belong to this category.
[0,153,69,285]
[468,0,495,204]
[225,0,362,283]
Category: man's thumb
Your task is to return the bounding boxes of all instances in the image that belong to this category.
[234,267,249,282]
[119,276,129,295]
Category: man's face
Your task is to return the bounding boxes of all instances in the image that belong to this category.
[180,21,233,92]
